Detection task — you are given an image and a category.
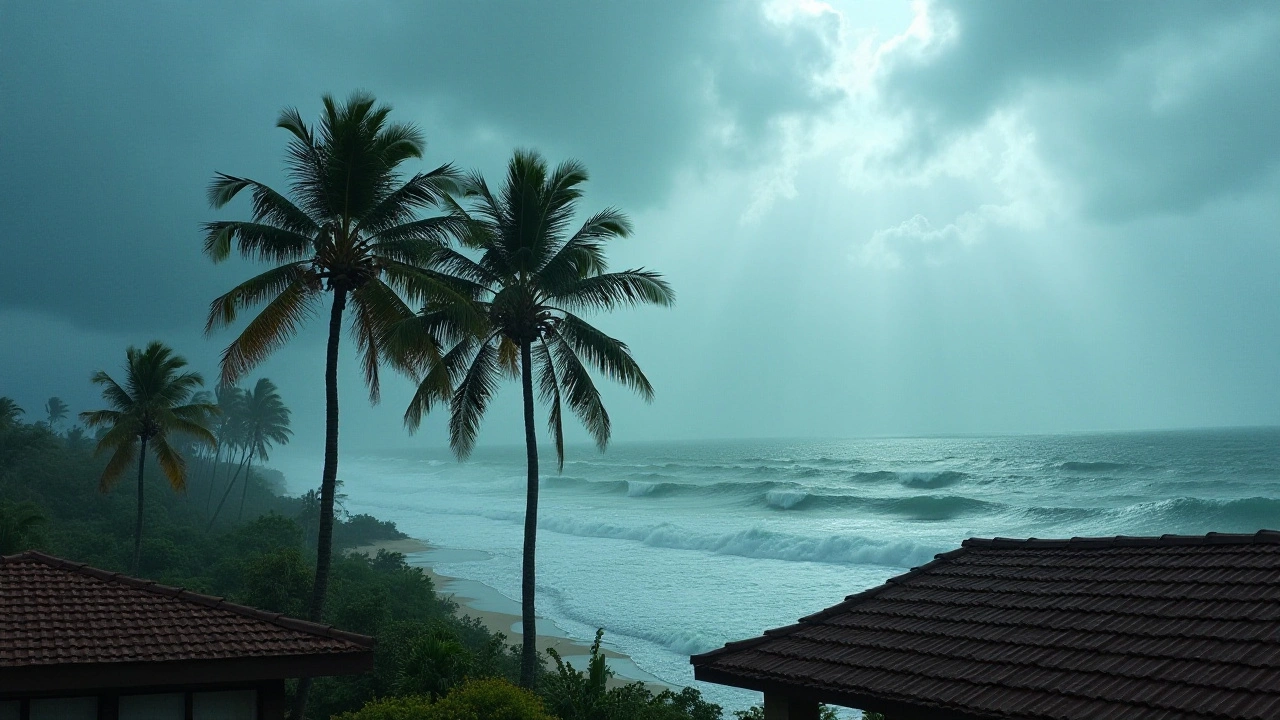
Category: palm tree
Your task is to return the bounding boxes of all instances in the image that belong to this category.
[0,398,23,430]
[208,378,291,526]
[44,397,69,429]
[202,92,472,716]
[80,342,217,573]
[204,384,246,517]
[398,150,674,686]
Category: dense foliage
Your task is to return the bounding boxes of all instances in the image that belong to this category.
[0,414,732,720]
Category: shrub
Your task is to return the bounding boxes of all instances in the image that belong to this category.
[427,678,554,720]
[335,680,552,720]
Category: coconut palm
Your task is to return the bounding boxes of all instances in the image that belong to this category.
[0,398,23,430]
[80,342,217,573]
[44,397,69,429]
[208,378,291,526]
[397,150,674,686]
[203,92,471,716]
[204,385,246,517]
[203,91,471,623]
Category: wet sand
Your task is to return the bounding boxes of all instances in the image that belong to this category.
[350,537,668,690]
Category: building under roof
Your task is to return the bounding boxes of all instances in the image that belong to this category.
[692,531,1280,720]
[0,550,373,720]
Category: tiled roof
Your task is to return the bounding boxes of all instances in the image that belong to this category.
[692,531,1280,720]
[0,550,373,668]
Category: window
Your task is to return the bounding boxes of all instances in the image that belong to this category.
[192,690,256,720]
[30,697,96,720]
[119,693,184,720]
[0,701,18,720]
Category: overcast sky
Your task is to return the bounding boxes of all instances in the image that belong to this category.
[3,1,1279,468]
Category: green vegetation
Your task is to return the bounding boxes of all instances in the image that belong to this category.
[0,397,23,429]
[2,92,707,719]
[397,149,674,685]
[79,341,217,573]
[202,101,472,720]
[0,409,722,720]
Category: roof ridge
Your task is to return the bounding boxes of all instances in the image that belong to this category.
[1,550,373,649]
[963,530,1280,549]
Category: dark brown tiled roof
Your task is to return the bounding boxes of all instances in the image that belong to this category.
[692,531,1280,720]
[0,550,373,668]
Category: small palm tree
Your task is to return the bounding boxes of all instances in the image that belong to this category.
[398,150,673,686]
[208,377,291,526]
[44,397,69,429]
[80,342,217,573]
[0,398,23,430]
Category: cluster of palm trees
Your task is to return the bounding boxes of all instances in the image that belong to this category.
[201,91,674,709]
[77,342,293,574]
[199,378,293,529]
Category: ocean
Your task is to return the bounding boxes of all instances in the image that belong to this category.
[308,428,1280,710]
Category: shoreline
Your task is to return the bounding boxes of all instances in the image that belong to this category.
[350,537,669,691]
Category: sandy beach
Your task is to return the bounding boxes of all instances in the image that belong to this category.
[350,537,667,690]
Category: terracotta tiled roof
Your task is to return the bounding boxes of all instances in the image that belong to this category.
[692,531,1280,720]
[0,550,373,668]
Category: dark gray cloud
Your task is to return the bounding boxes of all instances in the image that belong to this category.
[0,1,834,334]
[880,0,1280,219]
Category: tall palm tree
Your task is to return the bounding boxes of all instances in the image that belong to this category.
[202,92,472,717]
[208,378,291,526]
[0,398,23,430]
[44,397,69,429]
[80,342,217,573]
[398,150,674,686]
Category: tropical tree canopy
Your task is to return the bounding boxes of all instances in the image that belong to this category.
[0,397,23,430]
[79,342,218,492]
[203,92,473,716]
[239,377,292,462]
[44,397,69,427]
[393,149,673,687]
[399,149,675,465]
[202,90,475,396]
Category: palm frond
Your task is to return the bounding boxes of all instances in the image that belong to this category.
[218,278,320,385]
[448,339,502,459]
[533,341,566,470]
[349,279,416,404]
[403,336,481,432]
[357,165,461,237]
[149,433,187,492]
[537,208,630,289]
[553,312,655,401]
[204,262,314,334]
[549,270,674,312]
[545,327,611,450]
[97,439,138,492]
[201,221,314,264]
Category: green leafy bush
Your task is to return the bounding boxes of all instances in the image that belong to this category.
[335,680,552,720]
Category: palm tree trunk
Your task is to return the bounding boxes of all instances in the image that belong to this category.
[237,452,254,522]
[204,442,224,517]
[133,436,148,575]
[295,288,346,720]
[519,340,540,688]
[207,447,250,531]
